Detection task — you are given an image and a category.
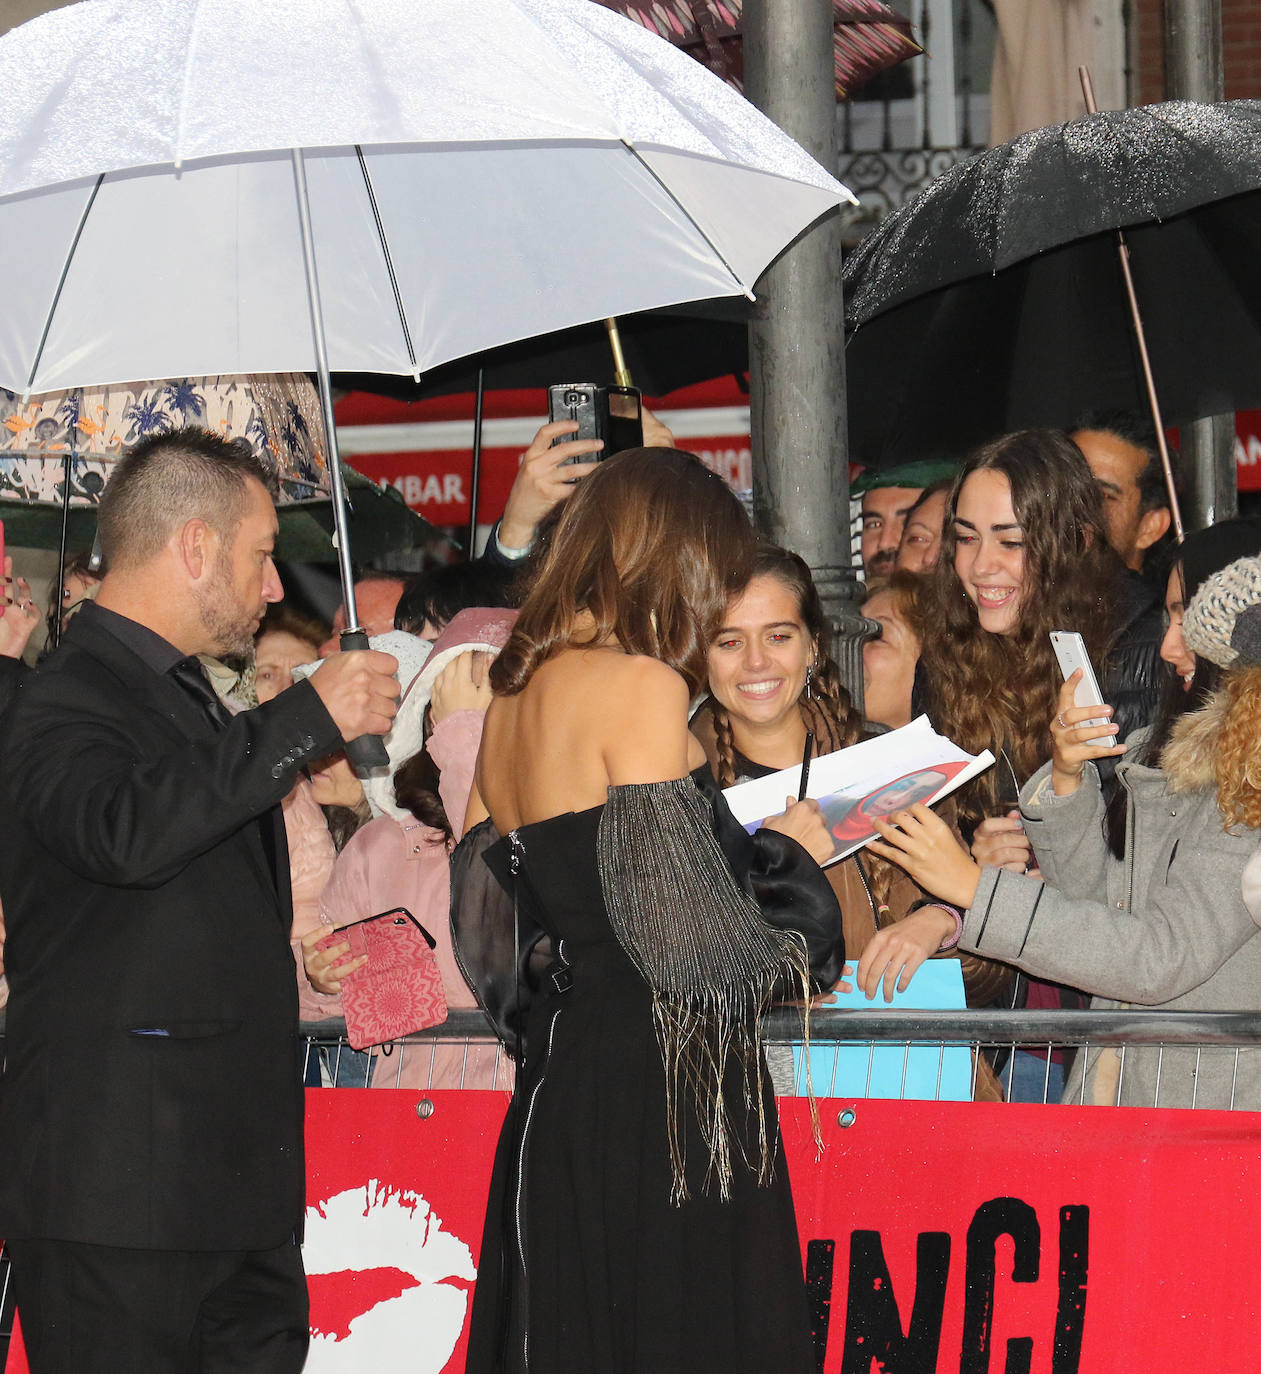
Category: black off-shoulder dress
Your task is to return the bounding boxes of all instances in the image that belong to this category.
[451,765,845,1374]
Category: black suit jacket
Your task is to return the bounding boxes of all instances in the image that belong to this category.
[0,655,24,717]
[0,606,342,1249]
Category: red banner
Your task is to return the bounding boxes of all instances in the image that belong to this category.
[1236,410,1261,491]
[8,1092,1261,1372]
[333,379,753,527]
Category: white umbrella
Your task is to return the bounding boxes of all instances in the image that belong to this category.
[0,0,852,765]
[0,0,852,392]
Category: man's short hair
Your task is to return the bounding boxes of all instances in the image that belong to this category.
[1073,408,1177,516]
[98,430,277,572]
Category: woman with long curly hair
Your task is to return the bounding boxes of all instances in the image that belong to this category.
[693,545,1013,1025]
[914,429,1120,845]
[450,448,846,1374]
[859,550,1261,1110]
[871,430,1123,1098]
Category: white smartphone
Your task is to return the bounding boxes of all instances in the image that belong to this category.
[1050,631,1109,729]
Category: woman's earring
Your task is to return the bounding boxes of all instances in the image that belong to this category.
[804,664,816,700]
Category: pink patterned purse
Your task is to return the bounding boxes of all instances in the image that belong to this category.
[318,908,448,1051]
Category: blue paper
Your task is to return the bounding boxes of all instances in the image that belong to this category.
[788,960,973,1101]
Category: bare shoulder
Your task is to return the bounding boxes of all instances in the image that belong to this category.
[597,655,698,784]
[532,646,688,707]
[598,652,690,703]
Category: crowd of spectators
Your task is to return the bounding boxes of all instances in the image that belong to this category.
[4,407,1261,1111]
[5,408,1261,1369]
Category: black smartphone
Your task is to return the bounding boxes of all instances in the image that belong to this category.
[547,382,643,463]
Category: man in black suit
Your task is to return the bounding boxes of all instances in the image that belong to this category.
[0,430,401,1373]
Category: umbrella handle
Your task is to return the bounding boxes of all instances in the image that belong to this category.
[1079,66,1185,543]
[338,628,390,770]
[604,318,633,389]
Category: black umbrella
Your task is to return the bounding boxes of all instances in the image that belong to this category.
[335,299,752,555]
[842,98,1261,519]
[335,298,751,402]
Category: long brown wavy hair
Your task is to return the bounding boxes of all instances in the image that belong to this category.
[491,448,756,697]
[917,429,1120,831]
[709,544,864,787]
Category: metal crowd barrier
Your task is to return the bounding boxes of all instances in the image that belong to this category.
[766,1007,1261,1109]
[299,1010,515,1091]
[296,1007,1261,1110]
[0,1007,1257,1107]
[3,1008,1259,1363]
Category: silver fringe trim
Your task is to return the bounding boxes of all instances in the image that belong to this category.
[597,776,815,1205]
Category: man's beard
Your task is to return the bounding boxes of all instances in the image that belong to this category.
[194,556,257,658]
[866,548,897,577]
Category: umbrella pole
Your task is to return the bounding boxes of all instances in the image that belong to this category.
[467,367,485,559]
[604,318,634,388]
[52,451,72,649]
[291,147,389,769]
[1079,67,1185,543]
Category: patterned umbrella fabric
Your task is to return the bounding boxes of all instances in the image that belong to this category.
[599,0,921,101]
[0,373,430,560]
[0,374,326,504]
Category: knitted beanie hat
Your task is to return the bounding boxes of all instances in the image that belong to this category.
[1183,555,1261,669]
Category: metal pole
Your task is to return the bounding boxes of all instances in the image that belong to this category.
[291,149,361,632]
[291,147,388,771]
[604,318,633,389]
[744,0,871,707]
[1165,0,1235,530]
[467,367,485,560]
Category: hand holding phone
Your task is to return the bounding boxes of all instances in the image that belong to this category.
[547,382,643,462]
[1049,632,1126,795]
[1049,631,1108,727]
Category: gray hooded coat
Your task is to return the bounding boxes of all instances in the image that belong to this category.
[960,690,1261,1108]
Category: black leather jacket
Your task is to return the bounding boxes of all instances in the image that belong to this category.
[1101,567,1165,748]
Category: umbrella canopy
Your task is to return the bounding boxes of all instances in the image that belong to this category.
[842,99,1261,468]
[599,0,921,102]
[0,0,852,396]
[0,374,433,560]
[337,298,752,401]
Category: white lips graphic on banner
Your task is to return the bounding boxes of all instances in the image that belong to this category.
[303,1181,476,1372]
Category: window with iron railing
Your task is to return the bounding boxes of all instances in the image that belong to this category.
[838,0,996,234]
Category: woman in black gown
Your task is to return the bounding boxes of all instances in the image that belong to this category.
[451,448,846,1373]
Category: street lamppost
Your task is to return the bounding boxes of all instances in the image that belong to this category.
[744,0,872,704]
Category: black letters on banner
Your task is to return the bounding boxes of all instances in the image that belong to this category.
[839,1229,952,1374]
[1053,1205,1089,1373]
[806,1239,836,1373]
[960,1197,1040,1374]
[812,1199,1089,1374]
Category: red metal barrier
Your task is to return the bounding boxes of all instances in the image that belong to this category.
[7,1090,1261,1372]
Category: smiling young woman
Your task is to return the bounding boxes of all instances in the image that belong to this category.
[692,545,1015,1033]
[916,430,1120,838]
[702,545,863,780]
[903,432,1123,1099]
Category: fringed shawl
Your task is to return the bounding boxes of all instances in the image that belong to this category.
[596,776,815,1205]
